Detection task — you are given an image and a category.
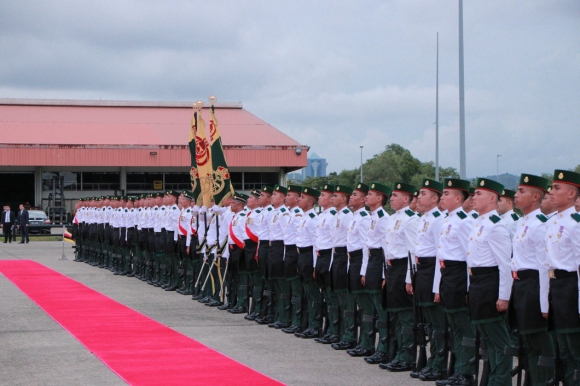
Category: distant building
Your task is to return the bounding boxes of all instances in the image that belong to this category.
[302,152,328,179]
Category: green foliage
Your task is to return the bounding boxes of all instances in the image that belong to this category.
[575,164,580,174]
[294,143,460,191]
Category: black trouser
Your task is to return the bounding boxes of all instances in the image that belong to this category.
[20,224,29,242]
[2,223,12,242]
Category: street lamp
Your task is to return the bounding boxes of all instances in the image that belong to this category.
[360,146,363,183]
[496,154,501,182]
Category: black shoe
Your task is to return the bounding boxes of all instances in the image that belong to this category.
[380,359,413,372]
[436,373,459,386]
[255,315,274,325]
[244,312,258,321]
[217,302,230,310]
[165,286,177,291]
[331,341,354,350]
[420,369,443,381]
[274,322,290,329]
[268,320,284,328]
[282,325,302,334]
[18,241,24,244]
[437,374,473,386]
[228,306,248,314]
[198,296,211,303]
[126,273,135,277]
[315,333,340,344]
[295,328,318,339]
[364,351,389,364]
[182,290,192,295]
[206,300,223,307]
[411,367,432,379]
[347,345,374,357]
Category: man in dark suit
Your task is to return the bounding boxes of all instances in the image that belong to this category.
[17,204,30,244]
[2,205,16,243]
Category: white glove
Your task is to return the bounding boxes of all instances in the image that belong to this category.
[210,205,223,214]
[199,206,207,214]
[192,205,200,214]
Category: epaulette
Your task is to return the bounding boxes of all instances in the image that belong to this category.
[418,213,423,217]
[571,213,580,223]
[239,213,246,217]
[102,208,105,211]
[309,212,316,218]
[472,213,479,219]
[294,208,300,213]
[511,213,519,221]
[457,211,467,219]
[280,207,287,213]
[173,206,178,210]
[255,209,262,214]
[536,214,548,223]
[330,210,337,215]
[155,208,158,211]
[360,211,368,217]
[405,209,415,217]
[161,207,165,211]
[186,209,191,213]
[267,207,273,211]
[377,209,385,218]
[342,208,349,214]
[490,215,501,224]
[433,211,441,218]
[138,208,141,211]
[124,209,128,212]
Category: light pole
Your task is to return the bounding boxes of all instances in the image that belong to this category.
[360,146,363,183]
[496,154,501,182]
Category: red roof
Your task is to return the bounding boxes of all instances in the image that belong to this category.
[0,99,307,169]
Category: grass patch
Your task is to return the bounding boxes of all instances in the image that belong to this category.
[28,236,63,242]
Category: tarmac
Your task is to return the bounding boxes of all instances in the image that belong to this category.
[0,241,413,386]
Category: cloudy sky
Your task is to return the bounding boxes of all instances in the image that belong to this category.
[1,1,579,177]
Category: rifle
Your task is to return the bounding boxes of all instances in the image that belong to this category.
[504,330,530,386]
[406,252,427,373]
[433,315,452,379]
[464,331,481,386]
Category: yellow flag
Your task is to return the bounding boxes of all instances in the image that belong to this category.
[194,110,213,207]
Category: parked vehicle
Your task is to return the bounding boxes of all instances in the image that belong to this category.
[13,210,52,235]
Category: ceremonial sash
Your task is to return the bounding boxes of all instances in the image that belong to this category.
[245,211,258,242]
[229,220,244,248]
[178,221,188,236]
[190,217,197,236]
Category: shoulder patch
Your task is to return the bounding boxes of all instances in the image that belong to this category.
[239,213,246,217]
[267,207,273,211]
[330,210,337,215]
[377,209,385,218]
[571,213,580,223]
[489,215,501,224]
[472,213,479,219]
[536,214,548,223]
[161,207,165,211]
[124,209,128,212]
[280,207,286,213]
[155,208,158,211]
[418,213,423,217]
[255,209,262,214]
[309,212,316,218]
[360,211,368,217]
[186,209,190,213]
[405,209,415,217]
[457,211,467,219]
[342,208,350,214]
[511,213,519,221]
[433,211,441,218]
[294,208,300,213]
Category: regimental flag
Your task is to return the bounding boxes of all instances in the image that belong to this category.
[188,112,202,203]
[209,105,234,206]
[64,230,74,243]
[195,108,213,207]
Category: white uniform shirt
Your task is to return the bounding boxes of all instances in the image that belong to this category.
[544,206,580,275]
[467,209,513,301]
[296,208,317,248]
[283,206,303,246]
[362,207,389,277]
[269,205,288,241]
[500,209,519,240]
[512,208,550,313]
[412,206,445,286]
[256,205,274,241]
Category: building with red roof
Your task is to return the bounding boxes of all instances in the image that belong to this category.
[0,99,307,217]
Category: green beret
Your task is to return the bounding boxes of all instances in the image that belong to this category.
[274,184,288,194]
[475,178,504,196]
[127,196,136,202]
[354,182,369,194]
[166,190,180,197]
[321,184,335,193]
[301,186,320,198]
[469,187,476,196]
[501,189,516,199]
[262,185,274,194]
[233,192,249,204]
[546,185,552,193]
[250,189,261,198]
[334,185,353,195]
[444,178,470,192]
[420,179,443,195]
[287,185,302,194]
[553,169,580,188]
[120,196,128,201]
[518,174,549,192]
[369,181,392,196]
[183,191,195,201]
[155,192,164,198]
[392,181,417,196]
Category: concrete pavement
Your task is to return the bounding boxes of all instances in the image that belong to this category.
[0,241,421,386]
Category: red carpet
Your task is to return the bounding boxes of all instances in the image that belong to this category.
[0,260,284,386]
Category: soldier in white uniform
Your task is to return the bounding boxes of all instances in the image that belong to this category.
[380,182,420,372]
[226,193,249,314]
[544,170,580,386]
[468,178,513,386]
[497,189,519,240]
[243,190,262,320]
[163,191,181,291]
[255,186,276,324]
